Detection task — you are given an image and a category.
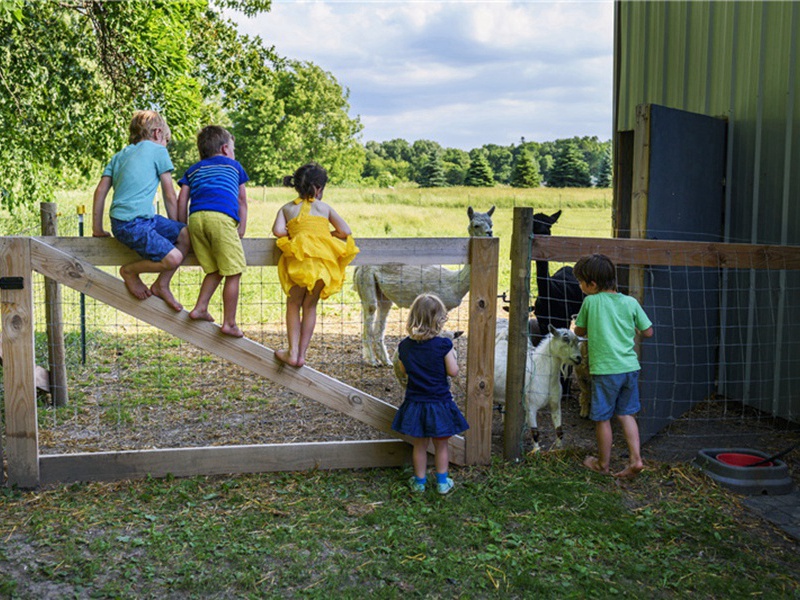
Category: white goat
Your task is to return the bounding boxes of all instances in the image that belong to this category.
[354,206,494,366]
[494,322,582,452]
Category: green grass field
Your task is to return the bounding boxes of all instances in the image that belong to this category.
[45,185,612,324]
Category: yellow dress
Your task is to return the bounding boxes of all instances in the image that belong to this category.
[276,197,360,300]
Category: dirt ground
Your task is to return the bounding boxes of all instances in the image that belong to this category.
[29,326,799,485]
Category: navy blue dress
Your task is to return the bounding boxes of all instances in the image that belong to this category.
[391,336,470,438]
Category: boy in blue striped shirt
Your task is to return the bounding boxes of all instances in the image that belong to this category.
[177,126,249,337]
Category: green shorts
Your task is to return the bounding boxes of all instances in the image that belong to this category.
[188,211,246,276]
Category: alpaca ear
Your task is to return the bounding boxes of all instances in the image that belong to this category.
[488,206,496,216]
[551,210,562,222]
[548,324,557,335]
[468,206,474,218]
[453,331,464,339]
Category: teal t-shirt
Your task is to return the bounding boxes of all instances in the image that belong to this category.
[574,292,652,375]
[103,140,174,222]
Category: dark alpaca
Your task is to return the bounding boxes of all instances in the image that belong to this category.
[530,210,584,344]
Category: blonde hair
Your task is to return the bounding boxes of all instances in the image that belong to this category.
[128,110,169,145]
[406,293,448,341]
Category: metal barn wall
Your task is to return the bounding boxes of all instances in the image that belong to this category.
[615,1,800,422]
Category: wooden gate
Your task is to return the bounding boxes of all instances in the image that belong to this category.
[1,235,498,488]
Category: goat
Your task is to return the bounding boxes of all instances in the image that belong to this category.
[494,322,582,452]
[354,206,494,366]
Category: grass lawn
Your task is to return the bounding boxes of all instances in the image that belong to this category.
[1,453,798,598]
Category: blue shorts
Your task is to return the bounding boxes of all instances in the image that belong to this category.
[589,371,640,422]
[111,216,185,262]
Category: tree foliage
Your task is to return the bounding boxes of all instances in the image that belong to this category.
[511,150,542,188]
[418,152,447,188]
[0,0,365,212]
[547,143,592,188]
[464,150,495,187]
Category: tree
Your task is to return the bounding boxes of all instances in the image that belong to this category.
[233,61,364,185]
[596,146,613,188]
[0,1,365,212]
[547,143,592,187]
[409,140,443,183]
[464,151,495,187]
[511,151,542,188]
[418,152,447,188]
[442,148,470,186]
[483,144,514,185]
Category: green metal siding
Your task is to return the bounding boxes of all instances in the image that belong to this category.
[616,1,800,423]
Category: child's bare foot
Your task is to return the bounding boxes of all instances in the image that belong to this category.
[583,456,610,474]
[150,282,183,312]
[120,267,152,300]
[275,348,299,366]
[189,308,215,322]
[221,324,244,338]
[613,462,644,479]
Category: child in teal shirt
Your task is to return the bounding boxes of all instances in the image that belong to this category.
[92,110,190,311]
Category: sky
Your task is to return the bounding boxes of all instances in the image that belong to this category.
[230,0,614,150]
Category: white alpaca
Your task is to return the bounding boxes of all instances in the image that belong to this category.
[494,322,582,452]
[354,206,494,366]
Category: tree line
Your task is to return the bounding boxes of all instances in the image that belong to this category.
[362,137,612,189]
[1,1,610,214]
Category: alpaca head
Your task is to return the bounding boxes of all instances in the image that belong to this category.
[533,210,562,236]
[467,206,495,237]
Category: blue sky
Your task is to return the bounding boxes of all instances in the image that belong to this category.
[230,0,614,150]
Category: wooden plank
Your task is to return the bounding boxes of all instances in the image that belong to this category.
[0,238,39,487]
[40,203,68,406]
[631,103,651,240]
[39,237,471,267]
[530,236,800,270]
[465,237,499,466]
[27,238,466,456]
[504,208,533,461]
[39,440,412,484]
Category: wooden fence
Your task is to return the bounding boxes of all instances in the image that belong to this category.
[1,235,498,488]
[503,206,800,460]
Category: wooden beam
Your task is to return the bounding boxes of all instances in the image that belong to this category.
[39,440,412,484]
[465,237,499,465]
[40,203,68,406]
[0,237,39,487]
[504,208,533,461]
[39,237,472,268]
[530,236,800,270]
[27,238,466,455]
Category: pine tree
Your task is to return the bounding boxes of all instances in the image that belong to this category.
[596,146,613,188]
[511,150,542,188]
[418,152,447,187]
[464,152,495,187]
[547,143,592,188]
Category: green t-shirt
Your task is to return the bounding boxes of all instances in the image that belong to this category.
[574,292,652,375]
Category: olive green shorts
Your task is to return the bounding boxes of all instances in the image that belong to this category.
[188,211,246,276]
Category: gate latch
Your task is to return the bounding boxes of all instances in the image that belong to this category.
[0,277,24,290]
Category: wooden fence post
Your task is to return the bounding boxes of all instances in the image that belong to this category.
[1,237,40,487]
[41,202,68,406]
[465,237,499,465]
[504,207,533,461]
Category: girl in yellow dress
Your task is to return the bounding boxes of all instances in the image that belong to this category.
[272,163,359,366]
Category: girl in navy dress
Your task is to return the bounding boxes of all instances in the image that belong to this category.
[392,293,469,495]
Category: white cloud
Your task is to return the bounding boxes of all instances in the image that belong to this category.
[230,0,614,149]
